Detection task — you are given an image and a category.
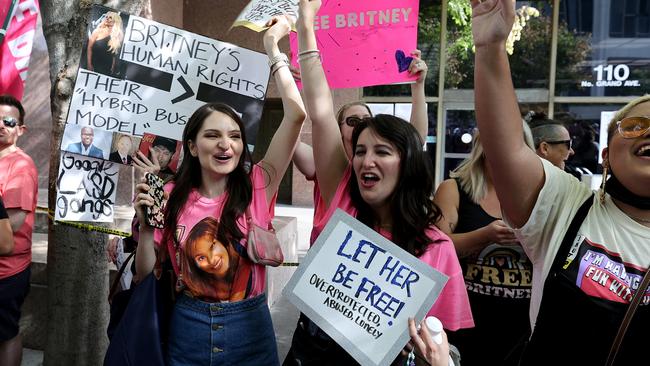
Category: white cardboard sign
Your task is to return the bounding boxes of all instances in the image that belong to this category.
[55,152,120,222]
[67,5,270,142]
[284,209,448,366]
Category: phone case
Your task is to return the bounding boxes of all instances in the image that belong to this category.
[145,173,166,229]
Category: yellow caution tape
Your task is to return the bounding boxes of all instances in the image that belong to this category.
[38,206,132,237]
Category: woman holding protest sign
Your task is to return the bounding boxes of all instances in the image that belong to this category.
[132,15,305,365]
[284,1,473,364]
[472,0,650,364]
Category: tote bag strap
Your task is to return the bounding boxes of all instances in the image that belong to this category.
[606,263,650,366]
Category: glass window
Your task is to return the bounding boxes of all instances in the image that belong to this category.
[554,103,625,174]
[445,0,552,90]
[609,0,650,38]
[364,0,441,97]
[444,109,475,154]
[556,0,650,97]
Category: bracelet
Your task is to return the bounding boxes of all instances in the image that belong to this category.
[268,53,289,68]
[298,49,320,57]
[298,52,321,63]
[271,63,289,77]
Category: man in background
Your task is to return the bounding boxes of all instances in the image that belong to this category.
[527,112,575,170]
[0,95,38,366]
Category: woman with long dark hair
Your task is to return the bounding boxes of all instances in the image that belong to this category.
[284,2,473,364]
[134,16,305,365]
[472,0,649,364]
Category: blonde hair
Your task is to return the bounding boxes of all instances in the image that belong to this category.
[607,95,650,143]
[106,12,124,54]
[450,122,534,203]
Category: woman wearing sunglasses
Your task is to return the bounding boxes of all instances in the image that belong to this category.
[284,1,474,365]
[471,0,649,364]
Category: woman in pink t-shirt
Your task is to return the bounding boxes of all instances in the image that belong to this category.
[133,16,305,366]
[284,3,473,365]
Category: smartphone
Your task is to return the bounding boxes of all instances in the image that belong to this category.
[145,172,166,228]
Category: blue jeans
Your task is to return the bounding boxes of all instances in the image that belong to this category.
[167,293,279,366]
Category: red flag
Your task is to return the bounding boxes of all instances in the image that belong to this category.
[0,0,40,100]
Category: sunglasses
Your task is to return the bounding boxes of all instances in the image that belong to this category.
[340,116,369,128]
[616,116,650,139]
[1,116,19,128]
[545,139,572,150]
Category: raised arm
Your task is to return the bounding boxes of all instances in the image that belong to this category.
[292,142,316,180]
[297,0,349,206]
[409,50,429,142]
[472,0,544,227]
[260,16,307,206]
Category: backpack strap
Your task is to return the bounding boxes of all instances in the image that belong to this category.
[549,193,595,273]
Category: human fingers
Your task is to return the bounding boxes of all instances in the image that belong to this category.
[408,318,427,354]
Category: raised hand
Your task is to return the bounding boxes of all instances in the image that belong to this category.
[264,15,294,45]
[408,49,428,84]
[471,0,515,48]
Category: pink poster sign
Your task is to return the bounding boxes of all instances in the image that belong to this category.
[290,0,419,90]
[0,0,40,100]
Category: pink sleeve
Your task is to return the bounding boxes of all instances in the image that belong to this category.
[422,238,475,331]
[2,172,36,212]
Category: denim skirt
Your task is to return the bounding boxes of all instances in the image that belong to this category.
[167,292,279,366]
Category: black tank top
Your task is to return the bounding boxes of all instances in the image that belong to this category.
[447,179,532,366]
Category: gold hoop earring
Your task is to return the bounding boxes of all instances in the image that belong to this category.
[600,163,608,204]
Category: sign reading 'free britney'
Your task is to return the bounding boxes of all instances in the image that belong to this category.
[289,0,420,89]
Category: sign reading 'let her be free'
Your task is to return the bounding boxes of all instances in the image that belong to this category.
[284,210,447,366]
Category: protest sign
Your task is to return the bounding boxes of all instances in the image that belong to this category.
[289,0,419,89]
[67,4,270,143]
[233,0,298,32]
[284,209,448,366]
[55,152,120,222]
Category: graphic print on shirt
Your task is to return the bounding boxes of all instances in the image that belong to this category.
[463,244,532,299]
[178,217,252,302]
[567,236,650,305]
